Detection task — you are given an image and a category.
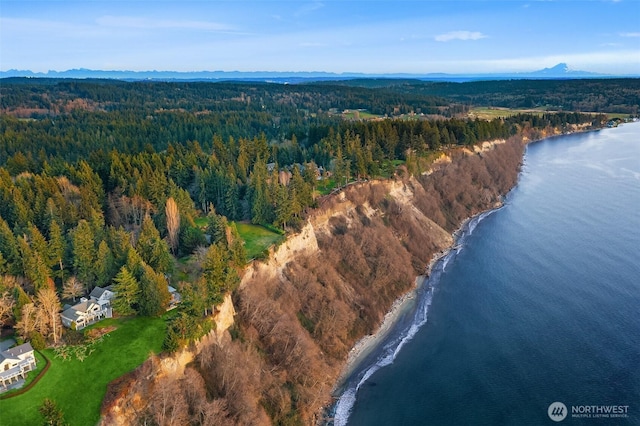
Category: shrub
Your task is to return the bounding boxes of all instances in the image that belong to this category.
[63,329,86,346]
[39,398,66,426]
[28,331,45,350]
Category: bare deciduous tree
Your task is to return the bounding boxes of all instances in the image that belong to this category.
[0,290,15,327]
[62,276,84,302]
[165,197,180,255]
[37,287,62,344]
[149,375,189,426]
[15,303,38,340]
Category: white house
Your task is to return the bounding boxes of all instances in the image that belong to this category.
[61,298,112,330]
[0,342,37,390]
[89,286,115,309]
[61,286,115,330]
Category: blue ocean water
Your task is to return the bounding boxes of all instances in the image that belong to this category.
[341,123,640,425]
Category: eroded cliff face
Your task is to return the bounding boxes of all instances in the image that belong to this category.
[100,137,525,426]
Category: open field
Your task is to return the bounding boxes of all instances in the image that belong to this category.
[468,107,548,120]
[342,109,381,120]
[235,222,285,259]
[469,107,632,121]
[604,112,632,120]
[0,316,165,426]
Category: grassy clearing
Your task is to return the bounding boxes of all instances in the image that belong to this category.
[234,222,285,260]
[468,107,547,120]
[343,109,380,120]
[605,112,631,120]
[193,216,208,229]
[316,178,338,195]
[0,316,165,426]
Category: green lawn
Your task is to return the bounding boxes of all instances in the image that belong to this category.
[605,112,631,120]
[316,178,337,195]
[193,216,208,229]
[0,316,166,426]
[343,109,380,120]
[468,107,547,120]
[234,222,285,260]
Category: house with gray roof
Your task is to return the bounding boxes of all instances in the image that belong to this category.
[0,342,36,390]
[61,286,115,330]
[61,298,112,330]
[167,285,181,310]
[89,285,115,309]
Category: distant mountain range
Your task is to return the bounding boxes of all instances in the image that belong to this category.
[0,63,634,83]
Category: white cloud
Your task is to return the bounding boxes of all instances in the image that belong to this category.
[619,32,640,37]
[435,31,487,42]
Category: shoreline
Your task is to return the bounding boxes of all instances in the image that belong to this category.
[333,195,507,390]
[333,275,424,391]
[326,203,504,425]
[324,124,612,425]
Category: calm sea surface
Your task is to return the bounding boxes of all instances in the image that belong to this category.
[341,123,640,425]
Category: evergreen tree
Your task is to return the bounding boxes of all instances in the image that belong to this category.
[12,285,31,321]
[18,236,51,291]
[138,264,170,316]
[125,247,145,280]
[71,220,96,289]
[95,240,115,287]
[111,266,140,316]
[228,223,246,267]
[333,146,348,188]
[47,219,67,281]
[0,217,20,276]
[206,206,226,245]
[249,158,273,224]
[201,243,227,307]
[274,185,293,230]
[27,223,49,261]
[105,226,132,268]
[291,165,311,211]
[177,280,207,317]
[303,162,318,198]
[136,216,172,274]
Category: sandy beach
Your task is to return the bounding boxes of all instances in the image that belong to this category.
[334,276,424,389]
[328,203,507,426]
[333,234,455,394]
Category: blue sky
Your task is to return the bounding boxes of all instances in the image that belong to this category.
[1,0,639,74]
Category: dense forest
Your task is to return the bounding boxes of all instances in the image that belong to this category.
[320,78,640,114]
[0,78,612,345]
[0,78,623,424]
